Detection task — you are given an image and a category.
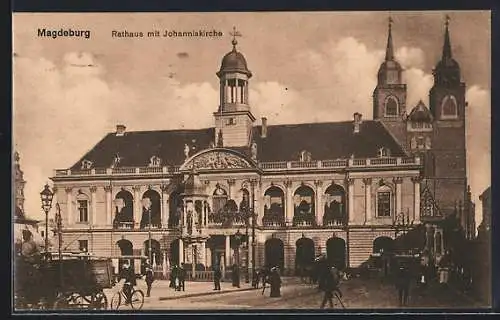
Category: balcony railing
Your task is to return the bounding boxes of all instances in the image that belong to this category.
[53,156,421,178]
[114,221,135,230]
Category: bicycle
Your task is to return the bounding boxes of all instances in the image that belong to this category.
[110,285,144,310]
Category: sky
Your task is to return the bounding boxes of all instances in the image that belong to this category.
[12,11,491,227]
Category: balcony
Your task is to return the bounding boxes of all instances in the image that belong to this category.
[207,211,250,228]
[113,221,135,230]
[53,156,421,179]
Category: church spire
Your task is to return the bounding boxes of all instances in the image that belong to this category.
[442,15,452,60]
[385,16,395,61]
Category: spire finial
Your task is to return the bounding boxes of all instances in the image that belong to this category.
[385,16,395,61]
[230,26,242,50]
[442,14,452,59]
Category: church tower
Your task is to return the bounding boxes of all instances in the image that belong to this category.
[214,28,256,148]
[373,17,408,145]
[427,16,467,216]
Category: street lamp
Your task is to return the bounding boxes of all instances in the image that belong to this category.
[234,229,243,271]
[40,184,54,254]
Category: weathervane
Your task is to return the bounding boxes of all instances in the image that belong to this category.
[229,26,242,49]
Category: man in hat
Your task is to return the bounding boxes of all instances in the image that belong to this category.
[395,263,411,307]
[213,264,222,291]
[269,266,282,298]
[231,263,240,288]
[119,261,137,304]
[144,261,155,297]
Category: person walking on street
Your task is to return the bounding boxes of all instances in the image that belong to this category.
[144,263,154,297]
[395,263,411,307]
[252,269,259,288]
[169,265,177,289]
[213,265,222,291]
[231,264,240,288]
[320,266,342,309]
[177,264,186,291]
[269,267,282,298]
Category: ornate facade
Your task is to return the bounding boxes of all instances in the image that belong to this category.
[51,18,469,276]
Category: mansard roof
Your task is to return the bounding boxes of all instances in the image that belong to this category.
[69,120,405,170]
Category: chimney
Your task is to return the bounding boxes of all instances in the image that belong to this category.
[353,113,362,133]
[116,124,126,136]
[261,117,268,138]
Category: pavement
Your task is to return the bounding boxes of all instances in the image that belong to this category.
[102,276,488,310]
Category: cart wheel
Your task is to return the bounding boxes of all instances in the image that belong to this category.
[130,289,144,310]
[110,292,121,310]
[93,292,108,310]
[53,296,69,310]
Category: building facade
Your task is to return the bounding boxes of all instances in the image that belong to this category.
[51,18,470,276]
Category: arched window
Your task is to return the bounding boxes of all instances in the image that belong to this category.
[293,185,315,225]
[263,186,285,224]
[323,184,346,226]
[441,95,458,118]
[385,96,399,117]
[76,192,90,223]
[114,190,134,228]
[213,184,228,214]
[376,185,392,217]
[140,189,161,228]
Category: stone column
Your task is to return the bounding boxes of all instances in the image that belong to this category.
[206,246,212,269]
[393,177,403,216]
[179,239,184,264]
[347,178,355,224]
[363,178,372,224]
[254,180,262,226]
[104,186,112,226]
[133,185,142,228]
[90,186,98,226]
[65,187,73,226]
[200,241,206,267]
[285,180,293,226]
[225,235,231,268]
[227,179,235,199]
[161,184,169,228]
[412,176,421,224]
[315,180,323,226]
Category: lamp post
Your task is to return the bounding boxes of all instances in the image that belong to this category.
[55,203,63,288]
[250,179,257,284]
[234,229,242,275]
[40,184,54,254]
[244,212,250,283]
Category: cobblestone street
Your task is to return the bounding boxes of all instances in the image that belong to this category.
[107,276,487,310]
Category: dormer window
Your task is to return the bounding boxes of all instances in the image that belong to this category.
[377,147,390,158]
[299,150,312,162]
[81,159,93,170]
[149,156,162,167]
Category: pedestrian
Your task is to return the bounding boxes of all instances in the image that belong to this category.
[320,266,342,309]
[252,269,259,288]
[169,265,177,289]
[177,264,186,291]
[231,264,240,288]
[269,267,282,298]
[145,263,154,297]
[395,264,411,307]
[213,265,222,291]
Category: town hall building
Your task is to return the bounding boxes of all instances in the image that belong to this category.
[50,18,472,277]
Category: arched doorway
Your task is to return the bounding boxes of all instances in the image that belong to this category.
[264,238,284,271]
[114,190,134,228]
[295,237,315,275]
[170,239,180,266]
[141,189,161,228]
[323,184,346,226]
[373,236,394,254]
[263,186,285,225]
[326,237,346,270]
[116,239,134,272]
[168,191,183,227]
[293,185,315,226]
[144,239,162,265]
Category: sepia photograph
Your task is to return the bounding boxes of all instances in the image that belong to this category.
[12,11,491,311]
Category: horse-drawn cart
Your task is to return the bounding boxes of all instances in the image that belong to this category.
[15,254,114,310]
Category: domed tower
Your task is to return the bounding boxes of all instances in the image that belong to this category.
[427,16,467,217]
[213,28,256,148]
[373,17,407,144]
